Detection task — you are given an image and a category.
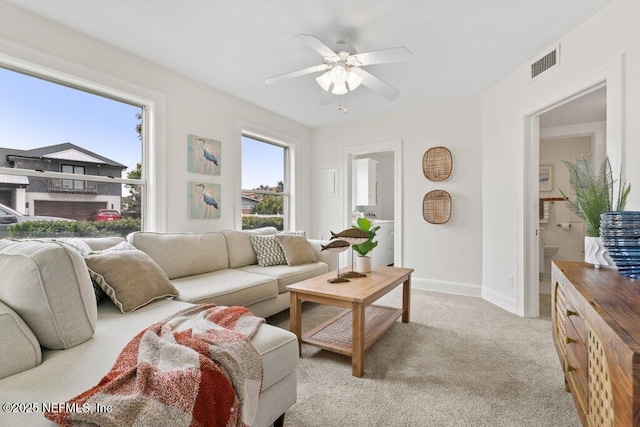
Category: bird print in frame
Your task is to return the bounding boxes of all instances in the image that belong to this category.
[188,134,221,175]
[188,181,221,219]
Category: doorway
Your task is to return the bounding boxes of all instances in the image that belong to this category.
[525,85,608,317]
[343,139,403,267]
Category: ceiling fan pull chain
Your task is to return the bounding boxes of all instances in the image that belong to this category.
[344,94,348,114]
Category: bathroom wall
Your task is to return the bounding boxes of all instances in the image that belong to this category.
[539,136,591,279]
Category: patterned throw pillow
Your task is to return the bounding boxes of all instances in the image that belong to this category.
[89,241,136,254]
[60,238,92,257]
[250,235,287,267]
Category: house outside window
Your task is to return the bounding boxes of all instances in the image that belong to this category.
[241,134,289,231]
[0,65,144,238]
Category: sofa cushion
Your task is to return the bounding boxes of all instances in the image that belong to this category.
[0,240,97,350]
[128,231,229,279]
[222,227,277,268]
[0,301,42,380]
[86,249,179,313]
[171,269,278,307]
[275,234,318,266]
[239,262,328,293]
[251,321,298,389]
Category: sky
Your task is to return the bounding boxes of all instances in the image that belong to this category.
[0,66,141,177]
[241,136,284,190]
[0,66,283,191]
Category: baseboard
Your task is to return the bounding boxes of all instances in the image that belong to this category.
[481,287,517,314]
[411,277,481,297]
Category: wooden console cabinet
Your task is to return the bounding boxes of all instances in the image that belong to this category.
[552,261,640,426]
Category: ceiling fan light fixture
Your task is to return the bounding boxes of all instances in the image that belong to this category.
[346,70,363,91]
[329,64,348,84]
[331,82,348,95]
[316,71,332,91]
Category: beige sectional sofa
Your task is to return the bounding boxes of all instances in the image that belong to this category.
[0,228,335,426]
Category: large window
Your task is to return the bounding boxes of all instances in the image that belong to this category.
[241,135,289,231]
[0,65,144,238]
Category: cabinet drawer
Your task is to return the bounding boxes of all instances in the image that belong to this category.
[565,322,588,406]
[565,297,587,345]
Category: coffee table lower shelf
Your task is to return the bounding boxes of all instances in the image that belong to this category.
[301,304,402,356]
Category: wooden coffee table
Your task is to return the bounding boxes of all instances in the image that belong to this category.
[286,265,413,377]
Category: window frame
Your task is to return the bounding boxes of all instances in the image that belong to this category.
[240,132,292,231]
[0,58,154,229]
[61,164,86,190]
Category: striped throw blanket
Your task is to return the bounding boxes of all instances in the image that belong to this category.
[45,304,265,427]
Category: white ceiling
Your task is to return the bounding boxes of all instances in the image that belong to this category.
[540,86,607,129]
[5,0,614,128]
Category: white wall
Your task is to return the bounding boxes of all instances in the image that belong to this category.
[0,1,313,233]
[481,0,640,314]
[312,97,483,295]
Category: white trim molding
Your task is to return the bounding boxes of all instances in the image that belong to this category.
[413,277,481,298]
[481,288,517,313]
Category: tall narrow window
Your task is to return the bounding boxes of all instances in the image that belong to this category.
[0,65,144,238]
[241,135,289,231]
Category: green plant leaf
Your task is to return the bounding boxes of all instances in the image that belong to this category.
[352,217,379,256]
[559,156,631,237]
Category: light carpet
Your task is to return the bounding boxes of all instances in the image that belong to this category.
[267,289,579,426]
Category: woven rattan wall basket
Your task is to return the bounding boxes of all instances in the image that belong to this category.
[423,190,452,224]
[422,146,453,182]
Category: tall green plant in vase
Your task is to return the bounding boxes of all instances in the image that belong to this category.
[352,217,380,273]
[559,157,631,268]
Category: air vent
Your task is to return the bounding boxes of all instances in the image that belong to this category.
[530,44,560,80]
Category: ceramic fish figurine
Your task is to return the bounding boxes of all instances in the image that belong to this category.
[330,228,369,245]
[321,240,350,253]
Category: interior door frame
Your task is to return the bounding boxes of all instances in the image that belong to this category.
[343,139,403,267]
[521,56,623,317]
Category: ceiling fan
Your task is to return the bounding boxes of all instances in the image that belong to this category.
[265,32,412,106]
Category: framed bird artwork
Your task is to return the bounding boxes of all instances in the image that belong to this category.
[188,181,221,219]
[188,134,221,176]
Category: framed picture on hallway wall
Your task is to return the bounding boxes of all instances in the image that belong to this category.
[539,165,553,192]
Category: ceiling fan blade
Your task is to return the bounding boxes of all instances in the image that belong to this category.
[296,34,338,59]
[318,89,333,106]
[348,47,413,66]
[351,68,400,100]
[265,63,329,84]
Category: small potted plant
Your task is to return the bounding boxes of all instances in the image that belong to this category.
[559,157,631,268]
[352,217,380,273]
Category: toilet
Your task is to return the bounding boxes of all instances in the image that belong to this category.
[544,245,558,258]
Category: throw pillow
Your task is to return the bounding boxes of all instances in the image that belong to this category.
[279,230,306,237]
[90,240,136,254]
[275,234,318,266]
[250,234,287,267]
[60,238,92,257]
[60,238,106,303]
[85,250,179,313]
